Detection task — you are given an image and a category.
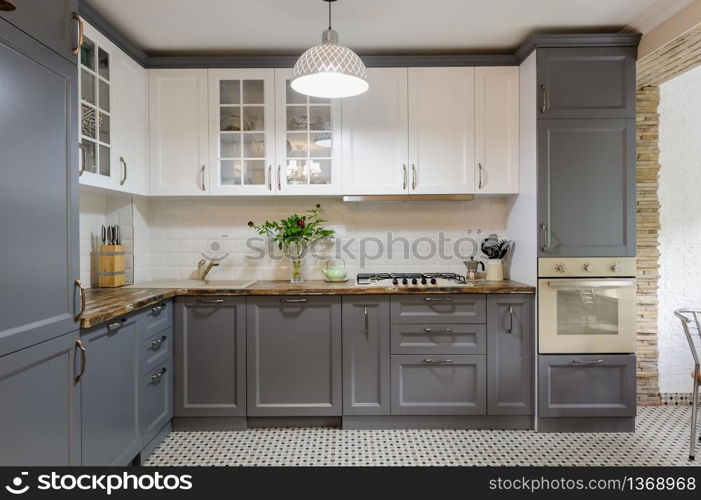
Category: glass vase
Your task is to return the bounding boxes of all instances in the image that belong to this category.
[282,240,309,283]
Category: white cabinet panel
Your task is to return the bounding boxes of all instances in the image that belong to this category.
[342,68,409,195]
[149,69,209,196]
[208,68,275,196]
[408,67,475,195]
[475,67,519,194]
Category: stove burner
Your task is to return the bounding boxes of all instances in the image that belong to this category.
[356,272,467,286]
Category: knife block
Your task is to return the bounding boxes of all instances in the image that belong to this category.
[98,244,126,287]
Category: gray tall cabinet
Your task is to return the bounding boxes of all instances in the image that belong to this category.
[0,3,81,465]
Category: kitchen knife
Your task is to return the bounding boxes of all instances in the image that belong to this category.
[101,225,106,245]
[115,225,121,245]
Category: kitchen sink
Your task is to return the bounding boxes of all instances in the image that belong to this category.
[127,280,256,289]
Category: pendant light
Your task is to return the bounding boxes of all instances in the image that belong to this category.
[291,0,368,99]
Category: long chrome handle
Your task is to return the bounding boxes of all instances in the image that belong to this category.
[71,13,84,56]
[424,297,453,302]
[423,327,454,334]
[364,306,369,335]
[402,164,407,190]
[150,367,167,383]
[151,304,166,314]
[540,84,549,113]
[151,335,167,349]
[78,143,86,177]
[547,279,635,288]
[507,306,514,334]
[107,318,126,330]
[423,359,454,365]
[572,359,604,365]
[277,165,282,191]
[478,163,483,190]
[280,298,307,303]
[196,299,224,304]
[119,157,127,186]
[74,279,86,320]
[539,223,550,252]
[411,163,417,190]
[268,165,272,191]
[200,165,206,191]
[74,339,87,383]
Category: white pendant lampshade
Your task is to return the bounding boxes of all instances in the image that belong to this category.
[291,1,368,99]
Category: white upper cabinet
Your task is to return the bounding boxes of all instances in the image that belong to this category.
[408,67,475,195]
[208,69,275,195]
[475,67,519,194]
[275,69,342,195]
[149,69,209,195]
[341,68,409,195]
[111,48,148,195]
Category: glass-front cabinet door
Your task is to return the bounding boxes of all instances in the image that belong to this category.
[275,69,341,195]
[78,23,115,189]
[208,69,275,195]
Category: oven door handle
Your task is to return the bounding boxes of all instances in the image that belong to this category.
[546,280,635,288]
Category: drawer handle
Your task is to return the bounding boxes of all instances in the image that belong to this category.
[74,339,87,383]
[423,328,454,334]
[151,304,166,314]
[151,335,167,349]
[107,318,126,330]
[572,359,604,365]
[150,367,167,383]
[196,299,224,304]
[423,358,454,365]
[280,298,307,303]
[424,297,453,302]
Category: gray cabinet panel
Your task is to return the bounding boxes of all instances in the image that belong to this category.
[538,119,635,257]
[487,295,533,415]
[342,296,390,416]
[140,359,172,446]
[174,297,246,417]
[390,295,486,324]
[140,329,171,376]
[391,355,486,415]
[538,354,636,417]
[0,331,80,466]
[81,317,140,466]
[537,47,636,119]
[391,323,486,355]
[0,0,78,62]
[0,20,79,357]
[247,296,342,417]
[137,300,173,340]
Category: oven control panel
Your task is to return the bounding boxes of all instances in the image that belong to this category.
[538,257,636,277]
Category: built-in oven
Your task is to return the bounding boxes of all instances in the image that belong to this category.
[538,258,636,354]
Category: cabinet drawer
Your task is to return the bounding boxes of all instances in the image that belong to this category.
[140,328,172,376]
[140,359,172,446]
[390,295,486,324]
[538,354,636,417]
[135,301,173,341]
[391,354,486,415]
[391,324,485,355]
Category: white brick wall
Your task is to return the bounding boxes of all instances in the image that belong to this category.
[658,65,701,393]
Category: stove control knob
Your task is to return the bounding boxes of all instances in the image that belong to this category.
[392,278,398,285]
[583,263,592,272]
[555,263,566,273]
[421,277,427,285]
[611,263,621,272]
[411,278,418,285]
[430,278,437,285]
[402,278,408,285]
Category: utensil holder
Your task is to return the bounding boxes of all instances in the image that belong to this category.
[486,259,504,281]
[98,244,125,287]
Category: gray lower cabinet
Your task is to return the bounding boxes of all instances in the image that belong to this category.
[390,294,486,324]
[391,355,486,415]
[342,296,390,415]
[174,297,246,417]
[538,118,635,257]
[81,317,141,466]
[391,323,486,355]
[247,296,342,416]
[538,354,636,417]
[140,358,172,446]
[0,331,81,466]
[487,295,533,415]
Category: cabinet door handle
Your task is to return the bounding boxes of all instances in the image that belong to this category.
[402,164,407,190]
[78,143,86,177]
[119,157,127,186]
[151,304,166,314]
[363,306,369,335]
[74,339,87,383]
[196,299,224,304]
[478,163,483,190]
[507,306,514,333]
[151,335,167,349]
[71,12,84,56]
[423,358,454,365]
[277,164,282,191]
[424,297,453,302]
[150,367,167,383]
[423,327,454,334]
[74,279,86,320]
[411,163,417,190]
[107,318,126,330]
[280,298,307,303]
[268,165,272,191]
[540,84,549,114]
[572,359,604,365]
[200,165,206,191]
[539,223,550,252]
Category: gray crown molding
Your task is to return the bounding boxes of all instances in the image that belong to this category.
[515,33,642,62]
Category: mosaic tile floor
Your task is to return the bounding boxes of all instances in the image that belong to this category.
[145,406,701,466]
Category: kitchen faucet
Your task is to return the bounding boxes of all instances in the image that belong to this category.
[197,259,220,280]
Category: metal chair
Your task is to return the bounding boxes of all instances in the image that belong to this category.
[674,308,701,460]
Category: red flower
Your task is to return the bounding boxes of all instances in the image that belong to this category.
[296,219,306,228]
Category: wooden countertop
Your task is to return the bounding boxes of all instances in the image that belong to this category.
[81,279,535,329]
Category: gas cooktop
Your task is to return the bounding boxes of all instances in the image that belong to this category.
[356,272,471,287]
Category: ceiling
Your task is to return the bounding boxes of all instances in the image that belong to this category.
[87,0,692,56]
